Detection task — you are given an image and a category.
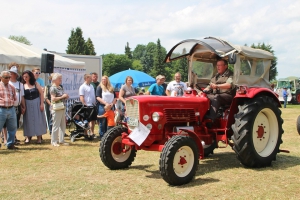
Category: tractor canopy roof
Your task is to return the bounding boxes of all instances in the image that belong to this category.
[165,37,275,89]
[165,37,274,63]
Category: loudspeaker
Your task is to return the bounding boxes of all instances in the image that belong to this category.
[41,53,54,73]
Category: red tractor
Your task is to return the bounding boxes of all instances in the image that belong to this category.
[100,37,284,185]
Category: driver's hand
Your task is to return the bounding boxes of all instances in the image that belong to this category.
[198,89,209,95]
[210,83,217,89]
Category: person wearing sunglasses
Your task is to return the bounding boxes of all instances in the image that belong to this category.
[0,71,18,149]
[32,68,45,90]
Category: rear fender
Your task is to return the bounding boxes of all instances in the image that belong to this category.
[227,87,281,130]
[178,128,204,159]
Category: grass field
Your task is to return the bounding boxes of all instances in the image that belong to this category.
[1,105,300,199]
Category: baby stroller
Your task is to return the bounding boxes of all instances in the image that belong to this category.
[66,101,95,142]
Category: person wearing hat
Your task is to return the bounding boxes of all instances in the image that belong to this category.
[1,63,26,145]
[282,87,289,108]
[0,70,17,149]
[145,75,166,96]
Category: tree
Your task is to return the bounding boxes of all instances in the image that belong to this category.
[132,60,143,71]
[9,35,31,45]
[66,27,87,54]
[132,44,146,60]
[125,42,132,59]
[251,43,277,81]
[150,39,167,78]
[85,37,96,55]
[102,53,132,76]
[140,42,156,74]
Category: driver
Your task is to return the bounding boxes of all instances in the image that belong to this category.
[199,59,234,121]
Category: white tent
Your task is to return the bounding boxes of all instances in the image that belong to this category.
[0,37,86,100]
[0,37,85,71]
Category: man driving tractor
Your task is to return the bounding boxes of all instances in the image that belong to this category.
[199,59,234,121]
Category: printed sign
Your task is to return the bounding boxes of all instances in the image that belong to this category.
[54,67,86,99]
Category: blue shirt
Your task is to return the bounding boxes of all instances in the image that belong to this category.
[148,83,164,95]
[282,89,288,97]
[36,77,45,87]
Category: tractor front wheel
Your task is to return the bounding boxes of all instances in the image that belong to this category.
[231,96,283,167]
[100,126,136,169]
[159,135,199,185]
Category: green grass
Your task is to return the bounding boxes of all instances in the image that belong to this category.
[1,105,300,199]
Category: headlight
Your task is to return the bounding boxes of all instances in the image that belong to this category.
[152,112,160,122]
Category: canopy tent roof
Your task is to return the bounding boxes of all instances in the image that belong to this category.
[0,37,85,69]
[109,69,156,89]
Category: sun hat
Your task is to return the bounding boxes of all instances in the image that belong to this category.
[156,75,165,80]
[9,66,18,76]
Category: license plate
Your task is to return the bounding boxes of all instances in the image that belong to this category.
[128,117,139,126]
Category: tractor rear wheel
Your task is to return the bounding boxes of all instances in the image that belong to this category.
[231,96,283,167]
[100,126,136,169]
[297,115,300,135]
[159,135,199,185]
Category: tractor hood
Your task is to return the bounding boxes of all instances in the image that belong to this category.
[131,94,209,104]
[127,94,210,121]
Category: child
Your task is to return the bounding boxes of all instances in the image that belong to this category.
[74,114,89,128]
[97,105,115,131]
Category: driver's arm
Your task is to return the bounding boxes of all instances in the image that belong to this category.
[198,82,211,95]
[216,82,231,89]
[203,83,211,91]
[216,77,233,90]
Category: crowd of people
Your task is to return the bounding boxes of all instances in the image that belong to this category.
[0,59,235,150]
[0,64,140,149]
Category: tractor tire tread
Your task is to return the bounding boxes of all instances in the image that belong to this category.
[100,126,136,169]
[231,96,283,168]
[159,135,198,186]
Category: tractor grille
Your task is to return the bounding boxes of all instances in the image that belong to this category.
[125,99,139,130]
[164,108,196,123]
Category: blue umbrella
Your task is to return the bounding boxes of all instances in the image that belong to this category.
[109,69,156,89]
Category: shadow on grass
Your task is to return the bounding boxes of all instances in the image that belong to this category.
[0,145,52,154]
[197,151,300,174]
[129,164,154,170]
[197,151,240,176]
[141,165,220,186]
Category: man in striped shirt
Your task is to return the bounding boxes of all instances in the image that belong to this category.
[0,71,18,149]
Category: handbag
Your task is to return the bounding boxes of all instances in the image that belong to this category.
[52,101,65,111]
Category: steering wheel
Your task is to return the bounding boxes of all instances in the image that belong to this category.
[195,83,210,94]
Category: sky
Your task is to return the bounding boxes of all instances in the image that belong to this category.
[1,0,299,78]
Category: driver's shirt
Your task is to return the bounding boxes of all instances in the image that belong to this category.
[206,69,233,94]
